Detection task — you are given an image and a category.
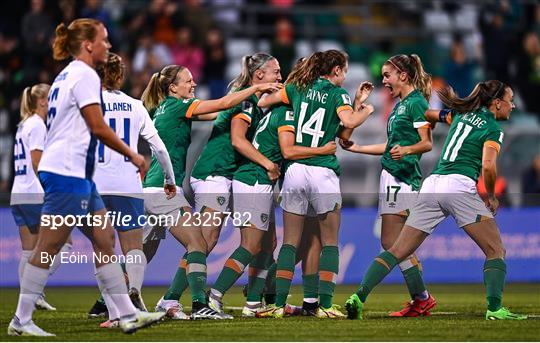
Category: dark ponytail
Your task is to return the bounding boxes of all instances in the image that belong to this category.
[437,80,508,113]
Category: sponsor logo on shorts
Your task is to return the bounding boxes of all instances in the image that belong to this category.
[81,199,89,210]
[388,202,396,208]
[261,213,268,223]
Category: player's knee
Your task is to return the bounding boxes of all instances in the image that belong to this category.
[484,242,505,259]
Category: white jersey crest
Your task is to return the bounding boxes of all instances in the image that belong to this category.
[93,90,158,197]
[38,60,101,179]
[10,114,46,205]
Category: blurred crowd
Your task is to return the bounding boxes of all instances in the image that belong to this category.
[0,0,539,205]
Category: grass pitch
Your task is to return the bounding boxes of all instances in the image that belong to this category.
[0,284,538,341]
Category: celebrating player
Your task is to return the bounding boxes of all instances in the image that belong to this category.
[255,49,374,318]
[340,54,437,317]
[139,62,281,320]
[90,52,176,328]
[207,56,337,316]
[10,84,73,313]
[345,80,528,321]
[8,19,164,337]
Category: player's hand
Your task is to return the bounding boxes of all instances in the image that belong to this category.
[266,163,281,182]
[358,103,375,116]
[355,81,374,104]
[339,139,354,150]
[487,196,499,215]
[320,141,337,155]
[130,153,148,174]
[390,144,410,160]
[164,183,177,200]
[258,83,283,94]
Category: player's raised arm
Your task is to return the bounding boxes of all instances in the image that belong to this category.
[193,83,282,116]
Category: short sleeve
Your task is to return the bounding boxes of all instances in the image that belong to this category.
[233,101,255,125]
[334,88,353,114]
[183,98,201,118]
[409,100,430,128]
[281,84,296,105]
[27,119,46,151]
[138,102,159,141]
[277,107,295,134]
[484,128,504,154]
[72,69,101,109]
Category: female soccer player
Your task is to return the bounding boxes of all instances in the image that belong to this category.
[345,80,528,321]
[140,62,280,320]
[340,54,436,317]
[92,52,176,327]
[8,19,164,337]
[10,84,72,313]
[207,60,338,315]
[255,49,374,318]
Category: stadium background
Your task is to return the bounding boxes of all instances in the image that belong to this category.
[0,0,539,287]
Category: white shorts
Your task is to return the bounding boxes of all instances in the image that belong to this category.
[233,180,275,231]
[190,176,232,212]
[378,169,419,216]
[405,174,494,234]
[142,186,190,242]
[280,163,341,216]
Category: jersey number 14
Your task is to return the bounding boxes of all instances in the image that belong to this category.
[296,102,326,148]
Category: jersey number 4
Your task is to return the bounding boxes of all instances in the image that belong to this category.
[296,102,326,148]
[98,118,131,163]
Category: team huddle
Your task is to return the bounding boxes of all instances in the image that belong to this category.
[8,18,527,337]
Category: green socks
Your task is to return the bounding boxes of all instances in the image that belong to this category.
[186,251,207,304]
[275,244,296,307]
[213,246,253,295]
[484,258,506,311]
[302,273,319,300]
[356,251,399,302]
[319,246,339,308]
[247,252,273,302]
[163,253,188,300]
[399,256,428,300]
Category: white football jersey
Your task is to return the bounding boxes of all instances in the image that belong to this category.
[93,90,158,197]
[38,60,101,179]
[10,114,46,205]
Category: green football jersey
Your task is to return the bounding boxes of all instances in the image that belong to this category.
[143,96,199,187]
[191,92,264,180]
[282,78,353,175]
[234,105,295,185]
[381,89,429,190]
[432,106,504,182]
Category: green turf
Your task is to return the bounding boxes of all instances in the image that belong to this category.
[0,284,538,341]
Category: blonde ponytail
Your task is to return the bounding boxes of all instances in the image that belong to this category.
[19,83,51,123]
[141,65,185,112]
[228,53,275,91]
[409,54,432,101]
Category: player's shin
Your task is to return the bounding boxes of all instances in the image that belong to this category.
[15,264,49,324]
[484,258,506,311]
[163,254,188,301]
[275,244,296,307]
[355,251,399,302]
[186,251,208,308]
[246,252,273,303]
[399,254,429,300]
[319,246,339,308]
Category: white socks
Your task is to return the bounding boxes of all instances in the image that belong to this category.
[18,250,32,281]
[125,249,147,292]
[15,264,49,324]
[49,243,72,275]
[95,263,136,320]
